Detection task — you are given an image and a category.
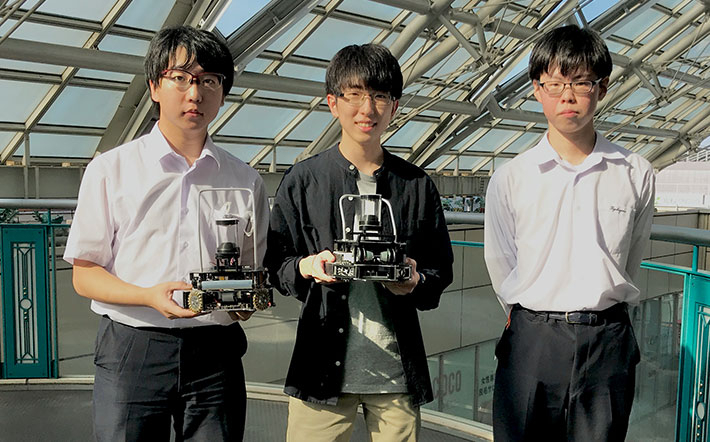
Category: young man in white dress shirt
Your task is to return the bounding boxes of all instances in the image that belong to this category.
[484,25,655,441]
[63,26,269,441]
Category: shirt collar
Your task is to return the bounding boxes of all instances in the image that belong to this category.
[146,123,221,170]
[328,144,390,178]
[531,131,625,172]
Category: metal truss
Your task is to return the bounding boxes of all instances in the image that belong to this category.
[0,0,708,174]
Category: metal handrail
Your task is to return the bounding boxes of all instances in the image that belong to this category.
[443,211,710,248]
[1,200,708,248]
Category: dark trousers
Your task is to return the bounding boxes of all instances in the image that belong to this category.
[93,316,247,441]
[492,305,640,442]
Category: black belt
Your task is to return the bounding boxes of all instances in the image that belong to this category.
[514,303,628,326]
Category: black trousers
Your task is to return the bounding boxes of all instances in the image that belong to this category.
[93,317,248,441]
[492,305,640,442]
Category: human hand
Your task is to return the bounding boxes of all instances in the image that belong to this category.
[383,258,419,295]
[229,311,255,321]
[143,281,197,319]
[299,250,337,283]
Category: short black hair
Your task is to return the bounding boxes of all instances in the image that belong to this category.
[144,25,234,105]
[528,25,612,81]
[325,44,403,100]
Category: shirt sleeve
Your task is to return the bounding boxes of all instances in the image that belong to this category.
[626,165,656,280]
[63,158,115,267]
[483,170,517,310]
[264,169,312,302]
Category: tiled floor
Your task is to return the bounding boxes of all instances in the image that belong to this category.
[0,389,483,441]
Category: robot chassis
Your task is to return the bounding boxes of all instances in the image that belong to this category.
[183,188,274,314]
[325,194,411,282]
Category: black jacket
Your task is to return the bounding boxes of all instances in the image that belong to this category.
[265,145,454,406]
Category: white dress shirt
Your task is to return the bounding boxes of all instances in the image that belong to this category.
[64,124,270,328]
[484,132,655,313]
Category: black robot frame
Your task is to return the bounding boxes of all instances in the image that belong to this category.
[325,194,411,282]
[182,188,274,313]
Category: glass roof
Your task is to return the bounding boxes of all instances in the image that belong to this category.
[1,0,709,172]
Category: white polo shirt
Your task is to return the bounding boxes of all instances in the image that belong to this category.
[64,124,270,328]
[484,132,655,313]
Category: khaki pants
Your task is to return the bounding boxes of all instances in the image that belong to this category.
[286,393,420,442]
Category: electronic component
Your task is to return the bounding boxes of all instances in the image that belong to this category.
[325,194,411,282]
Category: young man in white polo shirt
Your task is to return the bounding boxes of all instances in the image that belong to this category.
[64,26,269,441]
[484,25,655,441]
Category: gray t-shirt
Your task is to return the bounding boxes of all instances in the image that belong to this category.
[340,171,407,394]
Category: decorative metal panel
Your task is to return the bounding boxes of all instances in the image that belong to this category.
[12,242,39,365]
[1,226,50,379]
[678,274,710,441]
[690,306,710,441]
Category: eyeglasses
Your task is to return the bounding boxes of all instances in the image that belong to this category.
[537,78,604,96]
[160,69,225,92]
[338,90,393,108]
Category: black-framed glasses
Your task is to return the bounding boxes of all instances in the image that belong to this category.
[338,90,393,108]
[160,69,225,92]
[537,78,604,96]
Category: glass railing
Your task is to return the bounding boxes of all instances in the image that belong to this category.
[441,212,710,442]
[1,201,709,441]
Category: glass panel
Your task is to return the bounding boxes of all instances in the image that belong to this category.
[98,35,150,57]
[244,58,272,73]
[55,229,98,375]
[423,48,472,80]
[471,157,491,171]
[217,0,271,35]
[15,134,100,158]
[440,346,475,419]
[266,14,314,53]
[253,90,317,102]
[40,86,123,127]
[520,99,542,112]
[464,129,516,153]
[492,157,511,170]
[0,132,15,149]
[116,0,173,30]
[427,155,450,170]
[0,80,52,122]
[504,132,541,154]
[273,146,303,165]
[613,9,666,41]
[0,59,65,74]
[76,68,135,82]
[474,340,497,424]
[615,88,655,111]
[581,0,616,22]
[276,63,326,83]
[338,0,401,21]
[457,156,485,170]
[386,121,433,147]
[0,20,91,46]
[295,18,380,59]
[218,104,301,138]
[38,0,114,21]
[289,111,333,140]
[220,144,264,163]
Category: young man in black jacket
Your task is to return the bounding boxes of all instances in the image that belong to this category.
[265,44,453,441]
